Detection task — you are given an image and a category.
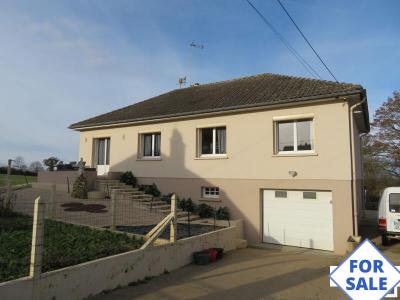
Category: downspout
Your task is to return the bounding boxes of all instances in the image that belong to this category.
[359,132,368,213]
[349,96,367,237]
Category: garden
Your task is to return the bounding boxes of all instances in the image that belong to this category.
[0,211,143,282]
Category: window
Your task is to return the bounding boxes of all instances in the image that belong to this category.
[95,138,110,165]
[303,191,317,199]
[276,119,313,153]
[275,191,287,198]
[198,127,226,156]
[140,132,161,158]
[202,187,219,198]
[389,193,400,213]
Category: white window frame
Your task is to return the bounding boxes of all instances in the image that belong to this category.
[275,119,314,155]
[198,127,227,157]
[140,132,161,159]
[202,187,220,199]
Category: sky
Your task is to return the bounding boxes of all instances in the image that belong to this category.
[1,0,399,165]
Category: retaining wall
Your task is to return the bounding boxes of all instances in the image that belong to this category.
[37,170,97,191]
[0,221,243,300]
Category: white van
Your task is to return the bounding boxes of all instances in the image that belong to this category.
[378,187,400,245]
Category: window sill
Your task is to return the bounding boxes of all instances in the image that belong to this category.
[195,155,228,160]
[272,152,318,157]
[199,198,222,202]
[136,157,162,161]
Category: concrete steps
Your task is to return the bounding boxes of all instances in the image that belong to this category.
[177,214,201,222]
[87,191,106,199]
[94,177,203,222]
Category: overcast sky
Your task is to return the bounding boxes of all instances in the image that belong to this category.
[1,0,399,165]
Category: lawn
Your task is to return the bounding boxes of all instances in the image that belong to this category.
[0,174,37,187]
[0,212,144,282]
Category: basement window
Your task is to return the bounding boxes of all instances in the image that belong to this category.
[202,187,220,199]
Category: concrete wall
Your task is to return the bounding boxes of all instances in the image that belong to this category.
[37,170,97,191]
[138,177,352,254]
[0,223,242,300]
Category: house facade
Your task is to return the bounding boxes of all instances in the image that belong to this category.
[70,73,369,254]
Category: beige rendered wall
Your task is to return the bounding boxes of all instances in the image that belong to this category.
[78,99,362,254]
[79,100,353,181]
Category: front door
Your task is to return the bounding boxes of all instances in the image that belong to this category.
[94,138,110,176]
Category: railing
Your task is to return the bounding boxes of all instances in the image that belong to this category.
[141,194,177,249]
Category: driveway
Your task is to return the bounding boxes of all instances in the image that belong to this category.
[91,247,346,300]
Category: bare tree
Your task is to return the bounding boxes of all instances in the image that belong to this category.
[14,156,26,170]
[367,91,400,178]
[29,161,44,173]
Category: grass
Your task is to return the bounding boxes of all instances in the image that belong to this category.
[0,174,37,187]
[0,212,144,282]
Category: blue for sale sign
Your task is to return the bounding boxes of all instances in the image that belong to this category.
[330,239,400,299]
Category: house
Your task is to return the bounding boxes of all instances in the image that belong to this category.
[69,73,370,254]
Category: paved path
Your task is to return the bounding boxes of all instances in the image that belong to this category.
[13,187,165,227]
[91,247,346,300]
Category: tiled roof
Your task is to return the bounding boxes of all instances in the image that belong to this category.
[69,73,364,129]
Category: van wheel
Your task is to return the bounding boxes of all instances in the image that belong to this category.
[382,235,390,246]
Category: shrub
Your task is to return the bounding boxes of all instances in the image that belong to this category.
[160,194,172,204]
[142,183,161,197]
[177,197,187,210]
[178,198,196,213]
[186,198,196,213]
[196,203,214,218]
[71,174,88,199]
[138,184,160,197]
[120,171,137,187]
[216,206,230,220]
[0,167,37,177]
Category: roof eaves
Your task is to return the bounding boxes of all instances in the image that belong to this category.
[69,88,364,130]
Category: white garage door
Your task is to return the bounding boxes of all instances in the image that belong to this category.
[263,190,333,251]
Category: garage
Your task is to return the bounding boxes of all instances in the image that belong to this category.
[262,189,334,251]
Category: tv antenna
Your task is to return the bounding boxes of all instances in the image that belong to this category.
[190,41,204,49]
[178,76,187,88]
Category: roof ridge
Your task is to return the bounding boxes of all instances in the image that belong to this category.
[178,72,361,90]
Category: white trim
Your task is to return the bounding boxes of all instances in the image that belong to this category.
[151,134,155,156]
[272,113,314,121]
[137,157,161,161]
[212,128,216,154]
[196,123,227,129]
[202,186,220,199]
[197,154,228,159]
[138,129,162,134]
[275,119,314,155]
[197,126,227,157]
[139,132,161,158]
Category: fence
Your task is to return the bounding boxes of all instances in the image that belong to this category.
[11,188,168,229]
[1,190,176,283]
[1,187,243,300]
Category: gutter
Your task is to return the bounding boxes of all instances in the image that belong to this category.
[349,94,367,237]
[70,89,364,131]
